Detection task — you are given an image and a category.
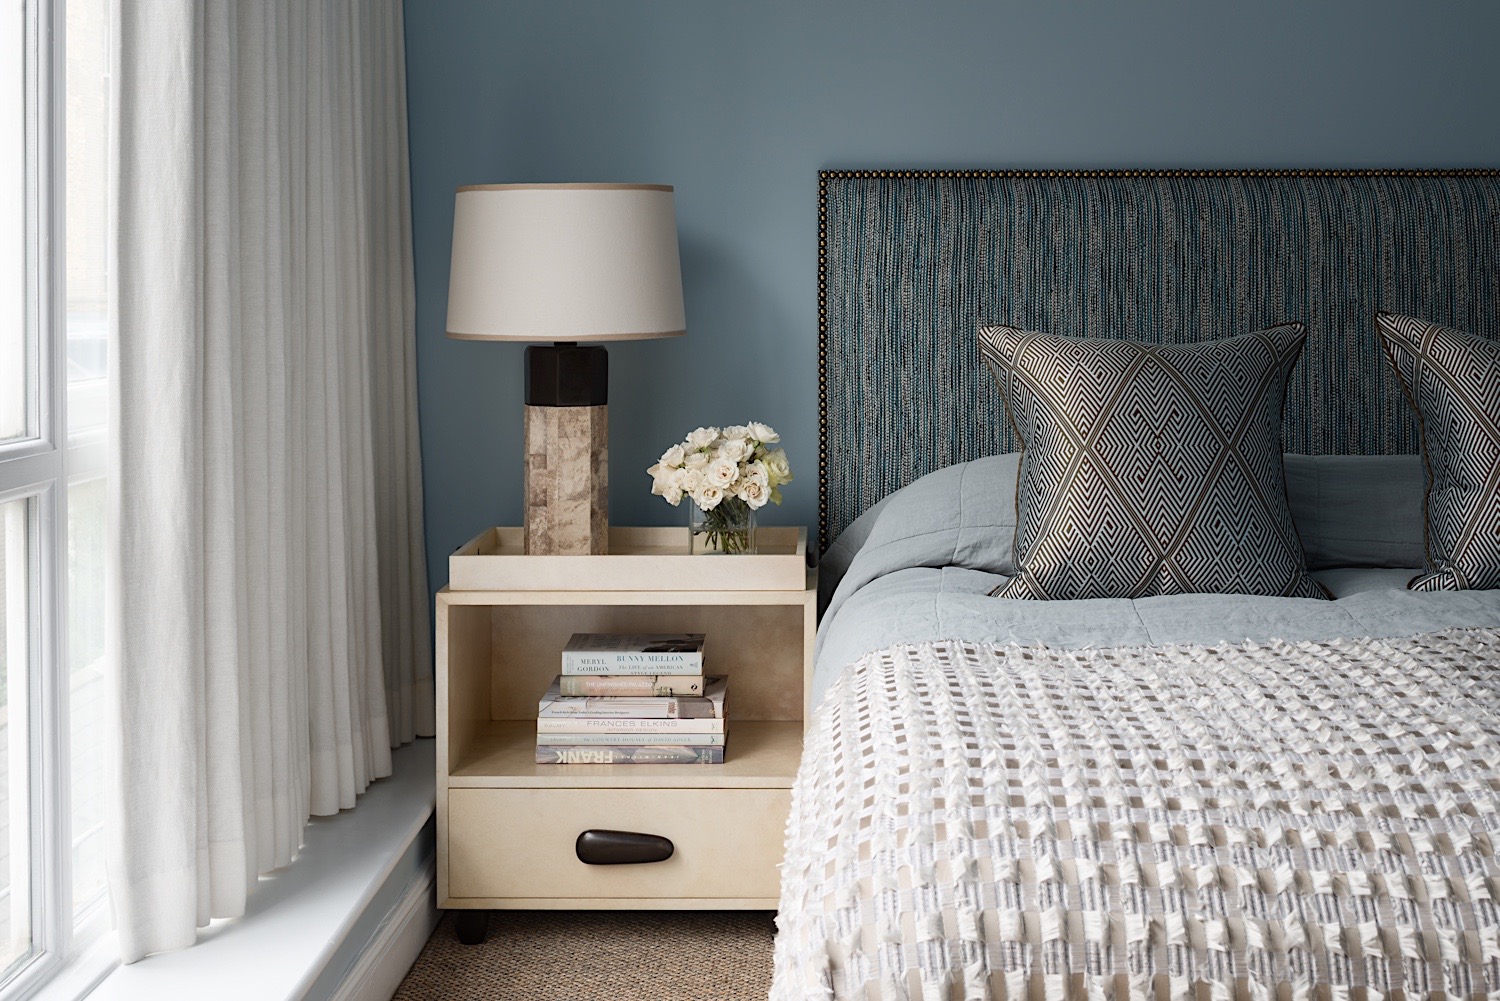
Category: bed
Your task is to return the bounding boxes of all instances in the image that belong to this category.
[772,171,1500,1000]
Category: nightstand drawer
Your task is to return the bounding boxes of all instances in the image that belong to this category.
[447,787,790,901]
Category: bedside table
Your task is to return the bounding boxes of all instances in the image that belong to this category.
[435,528,816,944]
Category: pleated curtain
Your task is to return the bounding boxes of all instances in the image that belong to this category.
[108,0,431,963]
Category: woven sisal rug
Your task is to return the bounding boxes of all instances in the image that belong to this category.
[394,910,776,1000]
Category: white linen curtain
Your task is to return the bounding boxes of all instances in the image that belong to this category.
[107,0,431,963]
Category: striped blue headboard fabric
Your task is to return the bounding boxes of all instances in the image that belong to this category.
[818,169,1500,550]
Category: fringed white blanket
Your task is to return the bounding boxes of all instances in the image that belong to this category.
[771,630,1500,1000]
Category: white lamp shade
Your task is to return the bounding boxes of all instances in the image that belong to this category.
[446,183,686,342]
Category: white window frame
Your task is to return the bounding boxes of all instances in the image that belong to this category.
[0,1,113,997]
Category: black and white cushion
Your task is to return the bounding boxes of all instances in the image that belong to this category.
[978,324,1326,600]
[1376,312,1500,592]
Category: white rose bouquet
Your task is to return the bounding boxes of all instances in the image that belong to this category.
[647,422,792,554]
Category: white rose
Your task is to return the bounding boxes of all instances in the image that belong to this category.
[694,484,724,510]
[685,427,719,449]
[719,437,748,462]
[662,484,683,506]
[706,457,738,488]
[659,444,686,467]
[763,448,792,486]
[747,422,779,444]
[673,467,703,492]
[721,424,749,441]
[742,459,769,488]
[684,450,711,470]
[649,464,672,496]
[737,479,769,509]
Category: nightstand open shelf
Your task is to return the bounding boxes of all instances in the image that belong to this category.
[449,719,804,789]
[435,551,815,928]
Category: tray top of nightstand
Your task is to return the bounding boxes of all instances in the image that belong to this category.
[450,525,808,592]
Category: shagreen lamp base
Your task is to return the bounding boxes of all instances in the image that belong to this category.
[524,344,609,555]
[523,404,607,554]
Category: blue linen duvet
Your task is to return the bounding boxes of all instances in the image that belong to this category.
[812,454,1500,708]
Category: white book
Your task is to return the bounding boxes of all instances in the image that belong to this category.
[534,731,727,746]
[536,745,724,765]
[538,676,727,719]
[537,714,726,734]
[561,633,705,674]
[558,674,706,697]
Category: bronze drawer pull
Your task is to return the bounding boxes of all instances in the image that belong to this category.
[575,829,674,865]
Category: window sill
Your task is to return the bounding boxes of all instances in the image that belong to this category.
[70,739,436,1001]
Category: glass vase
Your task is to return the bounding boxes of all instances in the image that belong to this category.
[688,497,757,555]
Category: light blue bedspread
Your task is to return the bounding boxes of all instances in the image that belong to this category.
[812,455,1500,707]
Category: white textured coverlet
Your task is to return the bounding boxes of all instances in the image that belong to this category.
[772,630,1500,1000]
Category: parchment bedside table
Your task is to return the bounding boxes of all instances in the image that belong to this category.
[435,526,815,944]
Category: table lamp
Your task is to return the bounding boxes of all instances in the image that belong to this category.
[446,183,686,555]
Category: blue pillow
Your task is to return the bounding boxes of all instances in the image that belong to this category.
[1283,454,1424,570]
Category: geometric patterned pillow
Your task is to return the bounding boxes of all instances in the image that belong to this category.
[1376,312,1500,591]
[978,323,1328,600]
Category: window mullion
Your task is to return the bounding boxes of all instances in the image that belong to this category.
[0,458,62,503]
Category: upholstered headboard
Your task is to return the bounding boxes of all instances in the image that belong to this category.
[818,169,1500,550]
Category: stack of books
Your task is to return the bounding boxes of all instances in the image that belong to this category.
[535,633,728,765]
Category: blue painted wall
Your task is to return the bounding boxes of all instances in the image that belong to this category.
[404,0,1500,589]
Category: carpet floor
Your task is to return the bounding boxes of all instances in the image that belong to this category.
[393,910,777,1000]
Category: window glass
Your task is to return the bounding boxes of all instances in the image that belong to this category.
[0,496,35,980]
[0,1,31,445]
[65,0,107,437]
[66,479,106,921]
[65,0,111,934]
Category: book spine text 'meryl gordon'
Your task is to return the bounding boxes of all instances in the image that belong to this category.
[561,633,705,674]
[562,652,703,674]
[557,675,705,697]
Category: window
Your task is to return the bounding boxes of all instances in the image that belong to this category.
[0,0,112,995]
